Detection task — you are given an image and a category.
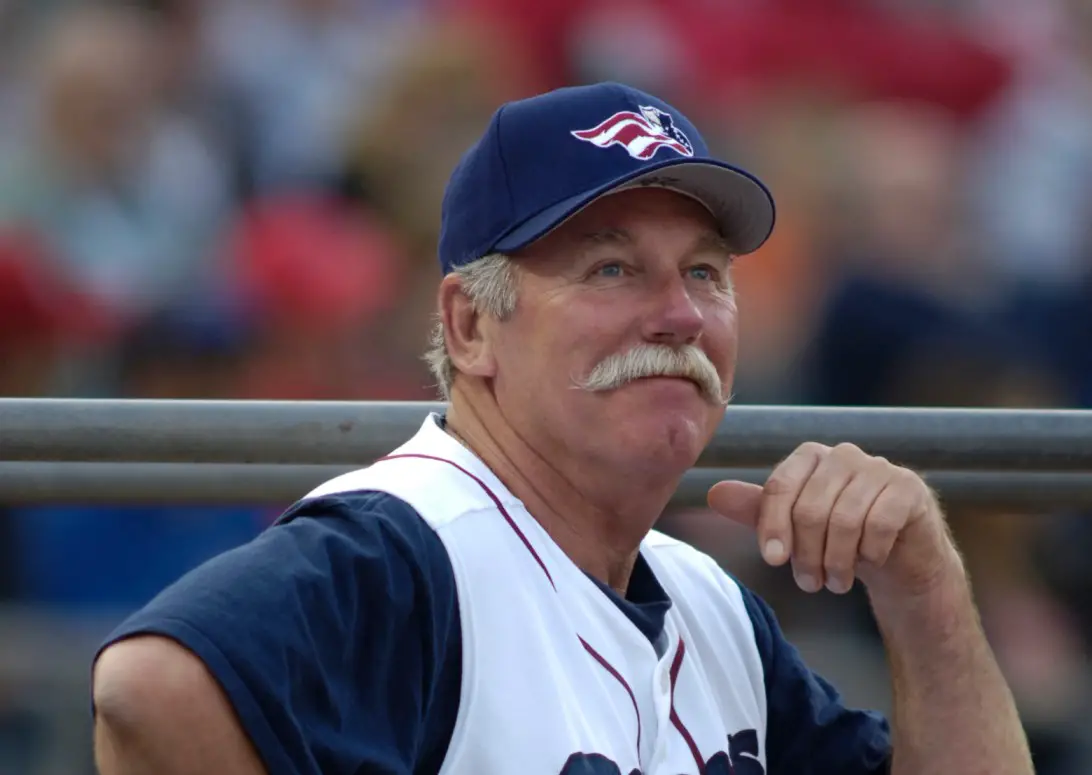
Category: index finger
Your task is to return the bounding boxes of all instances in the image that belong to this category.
[759,443,828,566]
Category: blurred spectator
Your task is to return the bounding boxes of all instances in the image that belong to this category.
[964,0,1092,288]
[706,91,846,404]
[343,19,531,259]
[0,3,232,328]
[341,20,532,370]
[202,0,424,196]
[801,99,1001,406]
[442,0,1012,116]
[111,297,253,400]
[0,230,114,397]
[214,191,430,399]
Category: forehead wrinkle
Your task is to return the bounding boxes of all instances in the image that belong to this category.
[579,228,633,246]
[558,215,734,270]
[556,228,635,268]
[578,227,729,256]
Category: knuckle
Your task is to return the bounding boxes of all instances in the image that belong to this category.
[829,508,862,532]
[868,493,897,518]
[872,483,913,515]
[859,543,889,564]
[793,503,828,528]
[764,474,796,498]
[894,465,925,488]
[832,441,863,460]
[874,457,897,477]
[798,441,830,458]
[867,512,902,536]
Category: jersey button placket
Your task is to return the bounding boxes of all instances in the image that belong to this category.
[647,653,675,769]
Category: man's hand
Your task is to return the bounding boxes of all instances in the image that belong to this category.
[709,442,1034,775]
[707,441,962,598]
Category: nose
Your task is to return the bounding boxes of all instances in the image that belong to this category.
[641,276,704,345]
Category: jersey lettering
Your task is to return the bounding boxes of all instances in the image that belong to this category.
[559,753,640,775]
[558,729,765,775]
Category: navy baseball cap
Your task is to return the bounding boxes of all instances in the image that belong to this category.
[438,81,776,275]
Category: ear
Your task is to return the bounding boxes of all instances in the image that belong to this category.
[438,274,499,380]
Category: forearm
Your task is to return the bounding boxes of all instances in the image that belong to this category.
[870,566,1033,775]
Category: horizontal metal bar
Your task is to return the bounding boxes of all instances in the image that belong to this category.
[1,462,1089,511]
[2,399,1092,471]
[0,462,354,505]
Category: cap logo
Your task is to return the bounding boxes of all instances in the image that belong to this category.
[571,105,694,160]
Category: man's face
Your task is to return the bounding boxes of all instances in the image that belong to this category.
[488,187,739,476]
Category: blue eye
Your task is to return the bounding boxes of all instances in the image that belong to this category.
[688,265,715,281]
[596,263,624,277]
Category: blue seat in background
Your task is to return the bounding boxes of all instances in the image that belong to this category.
[8,504,275,614]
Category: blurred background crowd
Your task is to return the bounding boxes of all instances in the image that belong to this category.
[1,0,1091,772]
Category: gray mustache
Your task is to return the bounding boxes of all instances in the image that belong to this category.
[574,344,726,404]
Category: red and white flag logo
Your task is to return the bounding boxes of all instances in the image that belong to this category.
[571,105,694,160]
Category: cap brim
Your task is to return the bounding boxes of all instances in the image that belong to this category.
[492,158,776,256]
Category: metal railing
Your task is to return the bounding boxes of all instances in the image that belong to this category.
[2,399,1091,508]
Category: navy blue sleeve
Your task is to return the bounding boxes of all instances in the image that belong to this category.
[738,585,892,775]
[94,491,462,775]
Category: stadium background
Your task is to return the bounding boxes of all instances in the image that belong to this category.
[1,0,1091,772]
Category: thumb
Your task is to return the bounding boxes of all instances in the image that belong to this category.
[706,480,764,530]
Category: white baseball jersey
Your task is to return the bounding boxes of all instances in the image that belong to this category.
[307,413,767,774]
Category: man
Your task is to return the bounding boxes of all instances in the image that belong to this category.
[91,82,1032,775]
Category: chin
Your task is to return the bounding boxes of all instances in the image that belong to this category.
[616,407,712,474]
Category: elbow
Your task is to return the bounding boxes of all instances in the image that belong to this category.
[92,635,213,770]
[93,635,199,727]
[92,635,266,774]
